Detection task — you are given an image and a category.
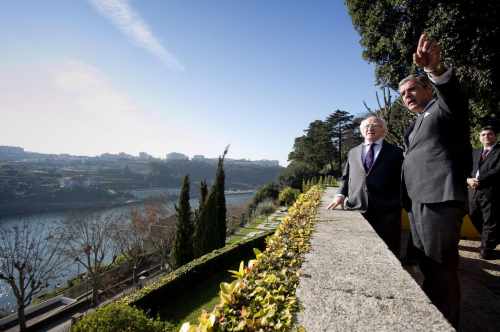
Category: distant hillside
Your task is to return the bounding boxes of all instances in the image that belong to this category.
[0,147,283,217]
[149,160,283,190]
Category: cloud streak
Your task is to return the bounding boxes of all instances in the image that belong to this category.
[89,0,184,71]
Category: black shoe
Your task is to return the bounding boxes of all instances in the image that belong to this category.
[480,248,495,260]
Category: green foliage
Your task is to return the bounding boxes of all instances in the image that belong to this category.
[214,149,228,249]
[70,230,272,332]
[193,189,215,258]
[279,161,317,190]
[282,110,361,190]
[181,186,323,332]
[302,176,338,192]
[345,0,500,126]
[247,182,280,215]
[254,199,276,217]
[199,180,208,206]
[288,120,337,173]
[173,175,194,268]
[193,148,228,257]
[278,187,301,207]
[71,302,171,332]
[326,110,362,174]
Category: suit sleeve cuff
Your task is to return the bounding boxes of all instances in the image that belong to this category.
[428,66,453,85]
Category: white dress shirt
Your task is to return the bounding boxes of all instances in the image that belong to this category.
[337,138,384,198]
[361,138,384,164]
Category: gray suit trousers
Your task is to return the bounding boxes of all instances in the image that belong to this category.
[408,201,464,263]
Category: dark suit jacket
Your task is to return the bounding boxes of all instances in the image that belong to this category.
[470,143,500,201]
[338,140,404,212]
[403,74,472,204]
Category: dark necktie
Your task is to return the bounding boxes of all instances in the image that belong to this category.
[364,143,376,172]
[480,149,490,161]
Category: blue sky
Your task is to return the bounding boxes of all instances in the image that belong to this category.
[1,0,380,166]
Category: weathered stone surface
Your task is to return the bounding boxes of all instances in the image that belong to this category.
[296,188,454,331]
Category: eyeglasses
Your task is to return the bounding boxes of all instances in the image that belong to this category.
[364,124,382,129]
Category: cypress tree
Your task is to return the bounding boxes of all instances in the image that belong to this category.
[173,175,193,268]
[214,150,227,249]
[193,180,209,258]
[205,189,218,251]
[193,146,229,255]
[200,180,208,205]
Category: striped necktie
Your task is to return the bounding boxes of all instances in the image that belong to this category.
[364,143,376,172]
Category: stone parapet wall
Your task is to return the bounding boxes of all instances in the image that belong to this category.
[296,188,454,331]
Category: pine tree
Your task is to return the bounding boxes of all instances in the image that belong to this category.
[173,175,193,268]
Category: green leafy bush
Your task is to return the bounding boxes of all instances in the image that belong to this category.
[254,199,276,216]
[71,302,171,332]
[181,186,323,331]
[278,187,301,206]
[247,183,280,215]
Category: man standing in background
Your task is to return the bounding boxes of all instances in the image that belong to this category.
[327,116,403,257]
[467,126,500,260]
[399,33,471,328]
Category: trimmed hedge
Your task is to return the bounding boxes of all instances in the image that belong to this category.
[125,232,273,315]
[181,186,322,331]
[72,232,272,331]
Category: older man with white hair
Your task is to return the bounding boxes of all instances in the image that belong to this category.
[327,115,404,256]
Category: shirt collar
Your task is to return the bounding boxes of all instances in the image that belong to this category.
[422,98,436,113]
[363,138,384,146]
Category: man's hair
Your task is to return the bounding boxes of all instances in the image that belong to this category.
[359,116,387,137]
[480,125,497,135]
[398,74,432,90]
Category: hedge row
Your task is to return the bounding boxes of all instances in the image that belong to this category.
[125,232,273,314]
[181,186,323,331]
[71,231,272,332]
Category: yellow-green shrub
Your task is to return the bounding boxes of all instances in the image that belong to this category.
[71,302,171,332]
[181,186,322,332]
[278,187,301,206]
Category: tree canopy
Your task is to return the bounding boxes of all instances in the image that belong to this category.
[288,120,337,173]
[346,0,500,126]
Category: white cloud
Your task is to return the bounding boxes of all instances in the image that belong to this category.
[88,0,184,71]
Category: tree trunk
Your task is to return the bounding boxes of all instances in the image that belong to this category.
[91,276,99,307]
[17,303,26,331]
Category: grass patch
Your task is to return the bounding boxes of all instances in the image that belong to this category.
[156,269,234,331]
[227,215,275,244]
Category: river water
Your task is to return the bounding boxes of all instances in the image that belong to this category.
[0,189,254,313]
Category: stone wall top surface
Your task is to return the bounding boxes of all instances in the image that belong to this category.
[295,188,454,331]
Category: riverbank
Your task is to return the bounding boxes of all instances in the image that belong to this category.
[0,188,255,219]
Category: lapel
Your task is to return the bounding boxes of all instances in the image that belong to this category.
[472,149,481,174]
[409,99,437,149]
[368,140,386,175]
[404,120,415,150]
[479,143,500,170]
[352,144,365,174]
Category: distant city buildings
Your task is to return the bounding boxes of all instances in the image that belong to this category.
[166,152,189,161]
[192,155,206,161]
[139,152,153,160]
[0,146,281,167]
[58,176,93,189]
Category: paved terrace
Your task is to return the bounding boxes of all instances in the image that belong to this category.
[296,188,500,332]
